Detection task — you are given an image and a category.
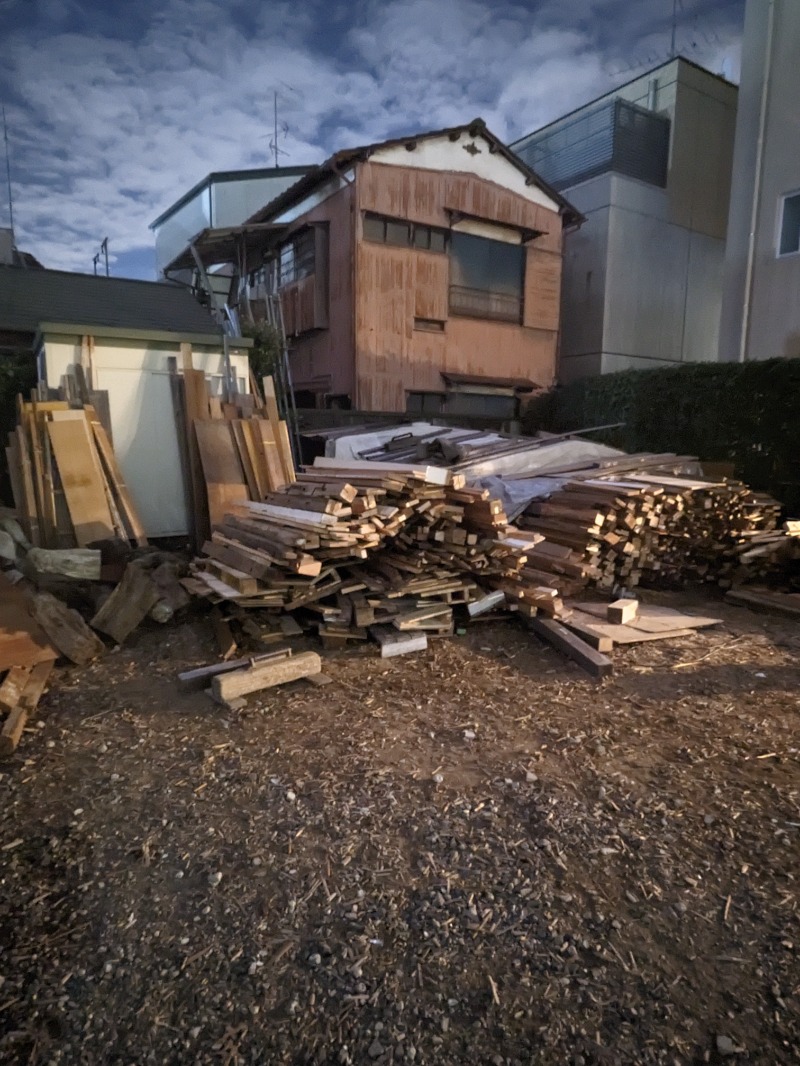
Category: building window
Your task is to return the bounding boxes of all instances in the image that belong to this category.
[279,228,316,285]
[363,213,447,253]
[778,192,800,257]
[448,232,525,323]
[406,390,445,416]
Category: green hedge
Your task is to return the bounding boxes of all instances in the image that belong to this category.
[523,359,800,512]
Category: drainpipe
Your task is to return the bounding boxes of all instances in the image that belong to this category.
[739,0,775,363]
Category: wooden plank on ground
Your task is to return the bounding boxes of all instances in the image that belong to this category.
[370,625,428,658]
[0,659,54,755]
[90,564,160,644]
[46,417,115,546]
[212,650,321,701]
[725,588,800,619]
[528,617,613,679]
[194,420,249,529]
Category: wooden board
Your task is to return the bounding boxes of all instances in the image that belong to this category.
[231,420,260,499]
[528,617,613,679]
[30,590,105,665]
[251,419,286,492]
[0,659,54,756]
[86,406,148,546]
[14,425,41,546]
[0,574,58,671]
[572,602,722,633]
[212,650,321,700]
[90,564,160,644]
[194,420,249,529]
[47,417,115,546]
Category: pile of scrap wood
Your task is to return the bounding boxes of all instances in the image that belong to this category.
[5,393,147,549]
[182,457,733,681]
[171,350,296,546]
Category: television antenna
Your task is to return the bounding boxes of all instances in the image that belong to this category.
[93,237,109,276]
[268,83,296,168]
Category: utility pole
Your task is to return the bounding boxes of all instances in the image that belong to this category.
[670,0,678,58]
[2,104,13,235]
[273,91,278,168]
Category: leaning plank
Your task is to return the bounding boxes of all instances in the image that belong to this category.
[90,564,161,644]
[14,425,41,546]
[528,617,613,679]
[30,590,105,665]
[212,650,321,701]
[86,406,148,546]
[467,589,507,618]
[194,420,249,529]
[47,417,115,546]
[0,659,54,756]
[211,609,238,660]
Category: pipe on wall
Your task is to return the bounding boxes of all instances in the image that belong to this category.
[739,0,776,363]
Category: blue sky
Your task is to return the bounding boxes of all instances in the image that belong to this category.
[0,0,745,280]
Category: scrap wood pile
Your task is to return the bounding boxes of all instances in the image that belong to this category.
[185,456,558,659]
[5,391,147,550]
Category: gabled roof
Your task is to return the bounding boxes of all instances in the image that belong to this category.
[246,118,582,228]
[0,265,221,339]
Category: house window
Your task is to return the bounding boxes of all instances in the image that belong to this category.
[406,390,445,416]
[363,213,447,253]
[448,232,525,323]
[279,228,316,285]
[778,192,800,256]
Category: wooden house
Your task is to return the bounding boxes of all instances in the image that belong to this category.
[245,119,581,414]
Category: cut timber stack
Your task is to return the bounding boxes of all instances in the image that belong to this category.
[6,394,147,550]
[518,473,785,592]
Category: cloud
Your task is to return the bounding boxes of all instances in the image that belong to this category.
[0,0,744,277]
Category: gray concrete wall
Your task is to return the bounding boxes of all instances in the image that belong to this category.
[720,0,800,361]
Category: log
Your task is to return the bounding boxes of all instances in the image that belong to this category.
[30,590,105,665]
[90,564,160,644]
[26,547,102,581]
[211,650,321,701]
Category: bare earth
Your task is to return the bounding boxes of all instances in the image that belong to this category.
[0,591,798,1065]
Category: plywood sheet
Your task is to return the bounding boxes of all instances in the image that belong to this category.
[47,418,115,546]
[194,420,249,529]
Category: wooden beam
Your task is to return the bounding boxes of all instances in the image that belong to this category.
[211,650,321,701]
[528,617,613,679]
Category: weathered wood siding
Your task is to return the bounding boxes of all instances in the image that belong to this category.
[285,183,355,399]
[354,162,563,411]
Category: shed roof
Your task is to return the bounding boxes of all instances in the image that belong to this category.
[246,119,582,228]
[0,265,221,339]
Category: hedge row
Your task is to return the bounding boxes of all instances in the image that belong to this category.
[523,358,800,512]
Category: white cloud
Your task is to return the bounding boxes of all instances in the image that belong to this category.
[0,0,743,275]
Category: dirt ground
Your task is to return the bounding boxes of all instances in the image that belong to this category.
[0,591,798,1065]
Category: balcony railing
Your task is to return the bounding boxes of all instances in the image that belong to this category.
[448,285,522,324]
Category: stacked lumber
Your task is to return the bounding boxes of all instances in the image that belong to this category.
[517,474,785,592]
[172,347,296,546]
[6,394,147,550]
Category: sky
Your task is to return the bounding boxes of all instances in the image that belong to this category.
[0,0,745,281]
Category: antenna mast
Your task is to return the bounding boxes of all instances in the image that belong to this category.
[2,105,14,236]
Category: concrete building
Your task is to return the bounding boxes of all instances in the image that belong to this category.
[512,58,738,382]
[719,0,800,362]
